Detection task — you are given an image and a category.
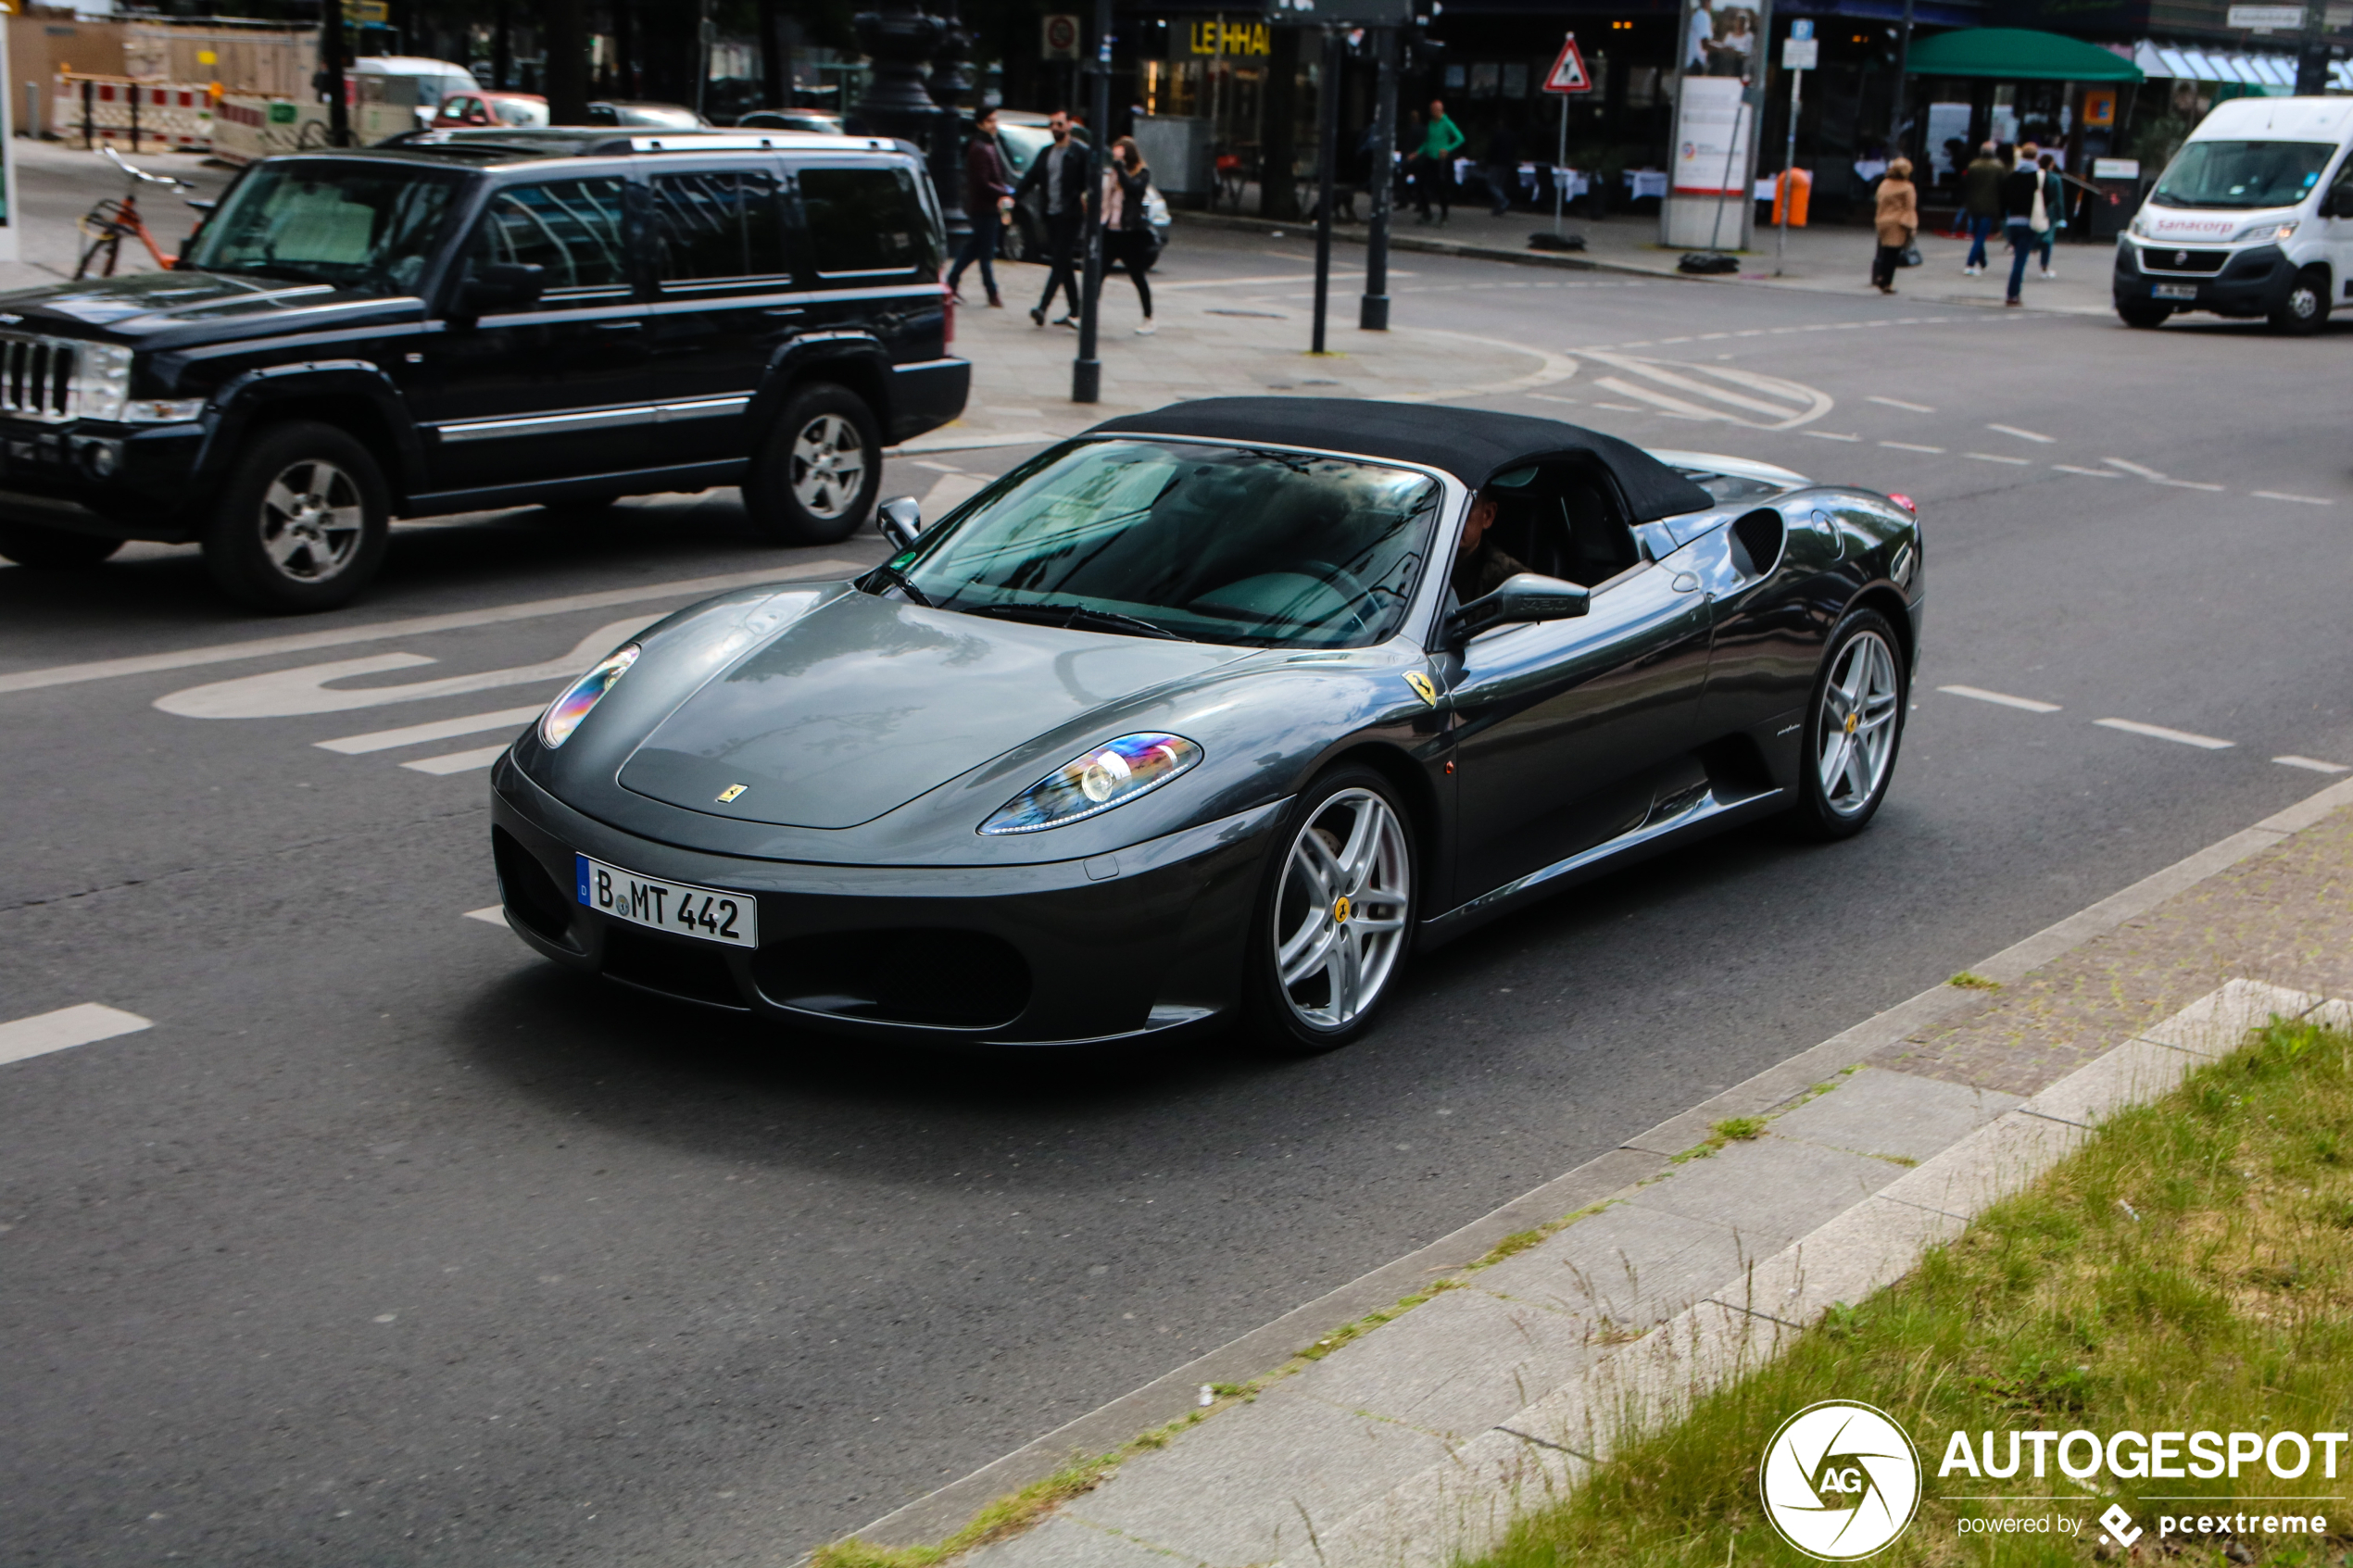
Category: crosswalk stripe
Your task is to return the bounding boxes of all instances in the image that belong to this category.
[402,744,510,775]
[0,1004,153,1067]
[318,706,545,755]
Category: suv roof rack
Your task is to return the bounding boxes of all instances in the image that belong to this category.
[371,126,907,161]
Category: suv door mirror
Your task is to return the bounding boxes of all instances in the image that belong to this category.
[876,495,923,552]
[1445,571,1590,647]
[456,261,546,316]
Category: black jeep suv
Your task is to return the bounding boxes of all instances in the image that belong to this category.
[0,127,967,610]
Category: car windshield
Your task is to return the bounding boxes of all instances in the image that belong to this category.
[183,161,459,292]
[896,439,1442,648]
[2148,140,2336,209]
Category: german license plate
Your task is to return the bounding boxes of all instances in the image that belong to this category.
[2153,283,2198,300]
[575,853,758,947]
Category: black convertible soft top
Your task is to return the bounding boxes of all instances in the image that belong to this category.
[1085,397,1717,523]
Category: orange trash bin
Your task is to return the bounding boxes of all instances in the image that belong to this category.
[1772,168,1812,228]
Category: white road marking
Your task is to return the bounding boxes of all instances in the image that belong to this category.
[2275,756,2351,774]
[1986,423,2055,444]
[158,615,654,721]
[1592,402,1646,412]
[2052,464,2120,478]
[1575,352,1831,429]
[1939,684,2061,713]
[1525,392,1580,405]
[2095,717,2233,750]
[0,564,861,700]
[403,745,510,775]
[905,458,965,474]
[464,906,509,924]
[1867,395,1935,412]
[886,431,1055,456]
[2253,490,2333,505]
[1802,430,1861,442]
[2156,477,2226,492]
[1880,440,1944,453]
[317,706,544,755]
[1964,452,2032,465]
[2103,457,2165,480]
[0,1004,152,1068]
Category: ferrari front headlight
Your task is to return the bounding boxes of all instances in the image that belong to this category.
[538,644,639,748]
[978,733,1202,835]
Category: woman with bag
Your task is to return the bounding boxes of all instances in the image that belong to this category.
[1870,157,1918,295]
[1101,137,1160,336]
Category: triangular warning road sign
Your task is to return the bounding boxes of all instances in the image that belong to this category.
[1542,35,1592,94]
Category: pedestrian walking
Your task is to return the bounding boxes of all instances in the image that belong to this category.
[1870,157,1917,295]
[946,107,1011,307]
[2000,142,2046,307]
[1014,108,1090,328]
[1413,98,1463,226]
[1484,121,1518,217]
[2035,152,2063,277]
[1101,136,1159,335]
[1960,140,2003,275]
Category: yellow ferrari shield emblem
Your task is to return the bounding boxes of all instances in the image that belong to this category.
[715,784,749,803]
[1333,895,1353,923]
[1843,711,1857,735]
[1404,671,1438,708]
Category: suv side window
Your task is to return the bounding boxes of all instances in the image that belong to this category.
[464,178,629,299]
[797,166,939,277]
[650,169,789,283]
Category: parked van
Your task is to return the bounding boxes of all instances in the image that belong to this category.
[2113,95,2353,334]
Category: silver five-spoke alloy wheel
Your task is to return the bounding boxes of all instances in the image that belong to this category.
[790,413,867,520]
[1817,629,1901,817]
[1274,787,1411,1031]
[258,458,364,583]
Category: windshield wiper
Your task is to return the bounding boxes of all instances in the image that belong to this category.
[963,600,1193,641]
[864,561,934,606]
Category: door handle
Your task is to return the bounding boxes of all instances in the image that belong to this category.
[761,307,805,319]
[594,320,645,332]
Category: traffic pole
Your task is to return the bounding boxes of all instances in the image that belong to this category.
[1358,25,1395,332]
[1553,49,1567,239]
[1311,27,1340,355]
[322,0,349,149]
[1776,64,1800,275]
[1071,0,1111,404]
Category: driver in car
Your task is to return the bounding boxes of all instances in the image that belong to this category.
[1451,466,1536,603]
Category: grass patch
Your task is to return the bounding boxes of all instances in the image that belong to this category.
[1472,1018,2353,1568]
[1949,971,2003,991]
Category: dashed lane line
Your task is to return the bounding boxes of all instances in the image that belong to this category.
[2254,491,2334,505]
[2156,477,2227,492]
[1801,430,1861,442]
[1880,441,1944,453]
[1986,423,2055,444]
[2095,718,2234,751]
[2104,457,2166,480]
[1939,684,2062,713]
[401,745,510,776]
[1964,452,2032,465]
[317,706,543,756]
[0,563,862,699]
[2098,457,2224,490]
[1867,395,1935,412]
[464,906,508,925]
[0,1004,152,1068]
[2052,464,2121,478]
[2275,756,2352,774]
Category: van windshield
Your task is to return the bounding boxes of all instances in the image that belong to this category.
[2149,140,2336,209]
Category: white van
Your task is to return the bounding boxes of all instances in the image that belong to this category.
[353,56,483,130]
[2114,95,2353,333]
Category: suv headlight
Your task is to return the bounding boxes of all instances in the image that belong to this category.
[73,342,132,422]
[978,733,1202,834]
[538,644,639,748]
[2230,220,2298,245]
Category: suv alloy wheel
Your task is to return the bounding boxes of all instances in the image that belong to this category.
[745,383,882,546]
[203,420,391,613]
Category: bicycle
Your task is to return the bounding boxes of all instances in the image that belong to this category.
[73,145,196,280]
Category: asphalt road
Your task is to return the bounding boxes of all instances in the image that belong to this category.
[6,225,2352,1567]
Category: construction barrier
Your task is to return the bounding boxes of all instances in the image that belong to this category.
[211,93,413,165]
[55,72,215,153]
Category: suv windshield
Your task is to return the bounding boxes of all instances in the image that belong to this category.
[185,161,459,292]
[896,439,1441,648]
[2149,140,2336,209]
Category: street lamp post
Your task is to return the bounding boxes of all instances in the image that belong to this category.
[1072,0,1112,403]
[928,0,974,249]
[847,0,945,148]
[1359,25,1396,332]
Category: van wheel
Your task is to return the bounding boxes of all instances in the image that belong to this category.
[2270,267,2331,335]
[0,520,122,568]
[2116,300,2171,329]
[202,421,389,613]
[744,383,881,546]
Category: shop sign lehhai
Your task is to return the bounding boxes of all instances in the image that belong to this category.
[1189,19,1272,56]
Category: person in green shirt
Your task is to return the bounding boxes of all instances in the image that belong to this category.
[1414,97,1464,225]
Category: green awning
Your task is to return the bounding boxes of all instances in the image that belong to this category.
[1904,28,2145,83]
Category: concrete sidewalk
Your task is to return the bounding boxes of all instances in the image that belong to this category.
[833,773,2353,1567]
[1180,203,2120,319]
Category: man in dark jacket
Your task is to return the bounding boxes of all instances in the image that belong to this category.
[1014,109,1091,327]
[1484,123,1519,217]
[947,107,1011,307]
[1999,142,2049,306]
[1960,141,2004,275]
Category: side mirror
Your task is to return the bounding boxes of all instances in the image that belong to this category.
[455,261,545,317]
[876,495,923,552]
[1445,571,1590,647]
[2322,189,2345,220]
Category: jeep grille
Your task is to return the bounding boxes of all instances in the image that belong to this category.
[0,332,80,423]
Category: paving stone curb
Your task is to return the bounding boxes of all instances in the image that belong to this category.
[835,775,2353,1564]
